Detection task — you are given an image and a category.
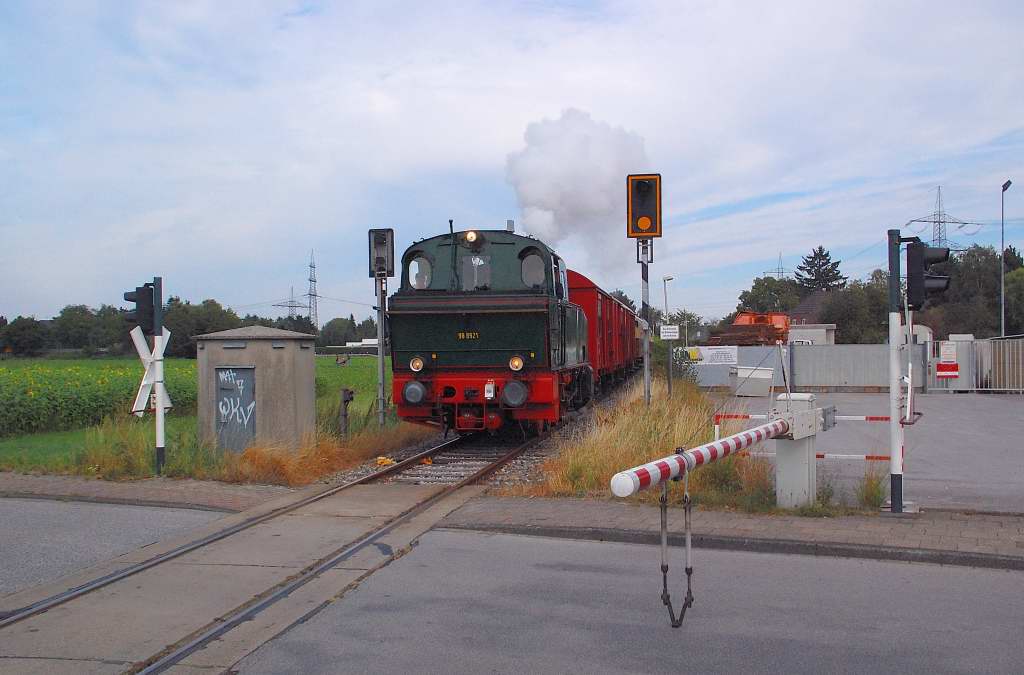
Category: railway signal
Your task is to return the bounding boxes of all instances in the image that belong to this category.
[368,228,395,427]
[368,228,395,278]
[627,174,662,238]
[627,174,663,407]
[124,283,155,335]
[906,241,950,310]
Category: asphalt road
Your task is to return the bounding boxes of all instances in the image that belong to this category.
[0,497,221,596]
[238,529,1024,674]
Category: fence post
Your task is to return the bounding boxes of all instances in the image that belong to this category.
[339,388,355,438]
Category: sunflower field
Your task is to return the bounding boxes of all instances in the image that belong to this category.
[0,358,198,436]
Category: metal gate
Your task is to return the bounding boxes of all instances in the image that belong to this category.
[927,337,1024,393]
[216,367,256,451]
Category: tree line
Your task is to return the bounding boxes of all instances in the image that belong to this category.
[731,244,1024,342]
[0,299,377,358]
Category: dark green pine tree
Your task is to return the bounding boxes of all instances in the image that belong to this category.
[795,245,847,292]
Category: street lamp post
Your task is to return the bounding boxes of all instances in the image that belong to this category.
[1002,179,1012,338]
[662,275,673,397]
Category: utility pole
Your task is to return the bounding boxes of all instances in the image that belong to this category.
[1002,180,1013,337]
[905,186,982,250]
[663,275,673,398]
[306,250,319,333]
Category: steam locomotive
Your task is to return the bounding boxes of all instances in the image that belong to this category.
[388,229,641,434]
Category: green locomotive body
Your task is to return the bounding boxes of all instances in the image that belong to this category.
[389,229,591,433]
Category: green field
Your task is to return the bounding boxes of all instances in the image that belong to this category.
[0,355,393,475]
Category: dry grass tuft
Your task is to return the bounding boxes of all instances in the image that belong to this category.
[857,463,889,509]
[527,379,775,508]
[222,423,434,486]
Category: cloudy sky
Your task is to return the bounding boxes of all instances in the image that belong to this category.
[3,1,1023,323]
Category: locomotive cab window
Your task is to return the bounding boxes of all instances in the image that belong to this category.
[520,251,545,288]
[409,256,432,290]
[553,256,568,299]
[461,255,491,291]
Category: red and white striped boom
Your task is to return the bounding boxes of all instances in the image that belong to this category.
[610,419,790,498]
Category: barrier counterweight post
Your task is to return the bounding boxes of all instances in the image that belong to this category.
[887,229,904,513]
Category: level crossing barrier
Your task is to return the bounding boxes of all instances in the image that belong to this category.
[612,395,836,627]
[610,418,794,627]
[713,412,890,462]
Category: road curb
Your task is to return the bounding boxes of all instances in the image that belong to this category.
[440,523,1024,571]
[0,491,237,513]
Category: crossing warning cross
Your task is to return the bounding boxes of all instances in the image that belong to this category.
[130,325,173,415]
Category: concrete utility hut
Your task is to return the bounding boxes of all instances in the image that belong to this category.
[195,326,316,451]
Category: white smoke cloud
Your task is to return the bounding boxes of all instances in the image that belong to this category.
[505,109,649,262]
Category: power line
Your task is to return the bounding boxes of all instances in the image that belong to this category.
[224,298,291,310]
[905,186,982,250]
[319,294,374,308]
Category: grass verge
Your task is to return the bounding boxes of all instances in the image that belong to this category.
[0,354,427,483]
[2,412,433,485]
[520,379,780,511]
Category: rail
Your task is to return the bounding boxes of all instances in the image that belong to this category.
[137,435,540,674]
[0,434,472,630]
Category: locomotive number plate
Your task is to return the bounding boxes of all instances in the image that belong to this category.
[457,331,480,340]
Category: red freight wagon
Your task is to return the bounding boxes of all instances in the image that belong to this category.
[568,270,641,390]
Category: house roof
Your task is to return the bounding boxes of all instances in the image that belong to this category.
[788,290,829,325]
[194,326,315,340]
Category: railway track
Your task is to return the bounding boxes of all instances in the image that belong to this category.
[0,431,544,674]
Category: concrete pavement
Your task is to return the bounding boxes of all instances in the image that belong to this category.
[719,392,1024,513]
[237,529,1024,675]
[0,484,486,674]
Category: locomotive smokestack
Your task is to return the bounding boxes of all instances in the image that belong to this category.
[506,219,515,232]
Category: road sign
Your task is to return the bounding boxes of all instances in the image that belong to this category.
[936,340,959,379]
[130,325,173,415]
[685,345,738,365]
[660,324,679,340]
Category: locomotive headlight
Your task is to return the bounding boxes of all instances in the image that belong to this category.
[509,355,525,371]
[465,230,478,243]
[409,356,424,372]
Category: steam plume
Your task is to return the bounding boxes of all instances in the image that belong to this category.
[505,108,649,264]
